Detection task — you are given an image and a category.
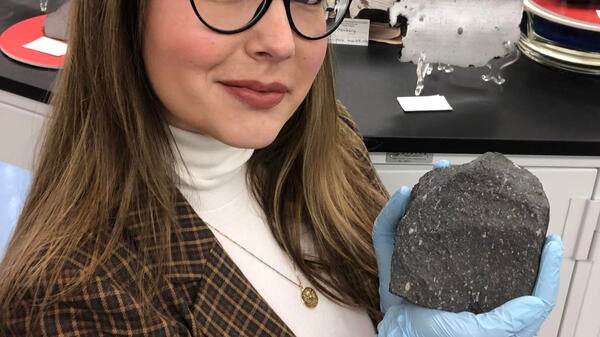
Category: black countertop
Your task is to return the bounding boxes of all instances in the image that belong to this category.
[332,44,600,155]
[2,3,600,155]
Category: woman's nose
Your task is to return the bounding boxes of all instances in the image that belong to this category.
[245,0,296,62]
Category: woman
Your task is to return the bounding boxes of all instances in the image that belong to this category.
[0,1,561,336]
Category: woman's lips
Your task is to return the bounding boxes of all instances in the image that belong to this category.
[219,80,287,110]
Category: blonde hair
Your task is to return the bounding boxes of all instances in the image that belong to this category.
[0,0,388,329]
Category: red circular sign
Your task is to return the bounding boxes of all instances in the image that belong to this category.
[0,15,65,69]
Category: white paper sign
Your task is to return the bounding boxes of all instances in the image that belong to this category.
[397,95,453,112]
[22,36,67,57]
[329,19,370,46]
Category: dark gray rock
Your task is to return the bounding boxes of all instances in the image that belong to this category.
[390,152,549,313]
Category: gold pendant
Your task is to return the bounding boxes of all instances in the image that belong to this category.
[301,287,318,308]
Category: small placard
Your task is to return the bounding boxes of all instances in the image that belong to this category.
[22,36,67,57]
[397,95,453,112]
[329,19,370,46]
[386,152,434,164]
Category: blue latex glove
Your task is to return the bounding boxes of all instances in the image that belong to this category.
[373,160,563,337]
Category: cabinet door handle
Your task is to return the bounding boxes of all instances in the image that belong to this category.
[563,198,600,261]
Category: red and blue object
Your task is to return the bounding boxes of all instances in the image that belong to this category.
[521,0,600,52]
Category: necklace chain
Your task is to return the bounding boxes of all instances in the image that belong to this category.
[205,223,303,287]
[205,223,319,308]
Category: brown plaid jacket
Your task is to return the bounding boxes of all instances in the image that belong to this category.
[3,111,382,337]
[4,192,301,337]
[0,194,304,337]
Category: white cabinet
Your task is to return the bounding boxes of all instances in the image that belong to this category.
[370,152,600,337]
[0,90,48,170]
[559,174,600,337]
[0,90,46,256]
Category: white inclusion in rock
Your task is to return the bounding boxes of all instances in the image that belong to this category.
[389,0,523,67]
[405,282,411,291]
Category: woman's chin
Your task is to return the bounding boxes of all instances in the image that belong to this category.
[216,129,281,150]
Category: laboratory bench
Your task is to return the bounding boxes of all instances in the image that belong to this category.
[331,44,600,337]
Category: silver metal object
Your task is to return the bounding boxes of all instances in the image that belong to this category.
[40,0,48,13]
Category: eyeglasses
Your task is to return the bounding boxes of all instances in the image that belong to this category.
[189,0,351,40]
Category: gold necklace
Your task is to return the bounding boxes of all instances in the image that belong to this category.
[206,223,319,308]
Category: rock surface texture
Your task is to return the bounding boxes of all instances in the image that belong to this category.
[390,152,549,313]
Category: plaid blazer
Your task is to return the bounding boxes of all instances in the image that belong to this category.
[3,112,383,337]
[4,192,301,337]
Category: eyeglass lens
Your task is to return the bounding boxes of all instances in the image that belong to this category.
[192,0,349,39]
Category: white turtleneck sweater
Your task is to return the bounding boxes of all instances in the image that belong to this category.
[170,125,376,337]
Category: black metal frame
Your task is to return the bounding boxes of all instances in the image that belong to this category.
[189,0,351,40]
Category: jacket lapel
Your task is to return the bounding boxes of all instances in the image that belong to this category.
[128,189,296,337]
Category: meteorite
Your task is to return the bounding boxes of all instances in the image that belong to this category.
[390,152,549,313]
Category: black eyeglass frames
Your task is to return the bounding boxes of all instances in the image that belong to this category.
[189,0,351,40]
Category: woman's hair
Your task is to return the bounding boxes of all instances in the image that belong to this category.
[0,0,387,326]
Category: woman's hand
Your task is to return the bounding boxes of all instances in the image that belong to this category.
[372,161,563,337]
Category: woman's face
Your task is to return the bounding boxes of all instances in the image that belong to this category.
[143,0,328,149]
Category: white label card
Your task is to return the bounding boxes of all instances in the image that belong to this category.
[22,36,67,57]
[329,19,370,46]
[397,95,453,112]
[386,152,434,164]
